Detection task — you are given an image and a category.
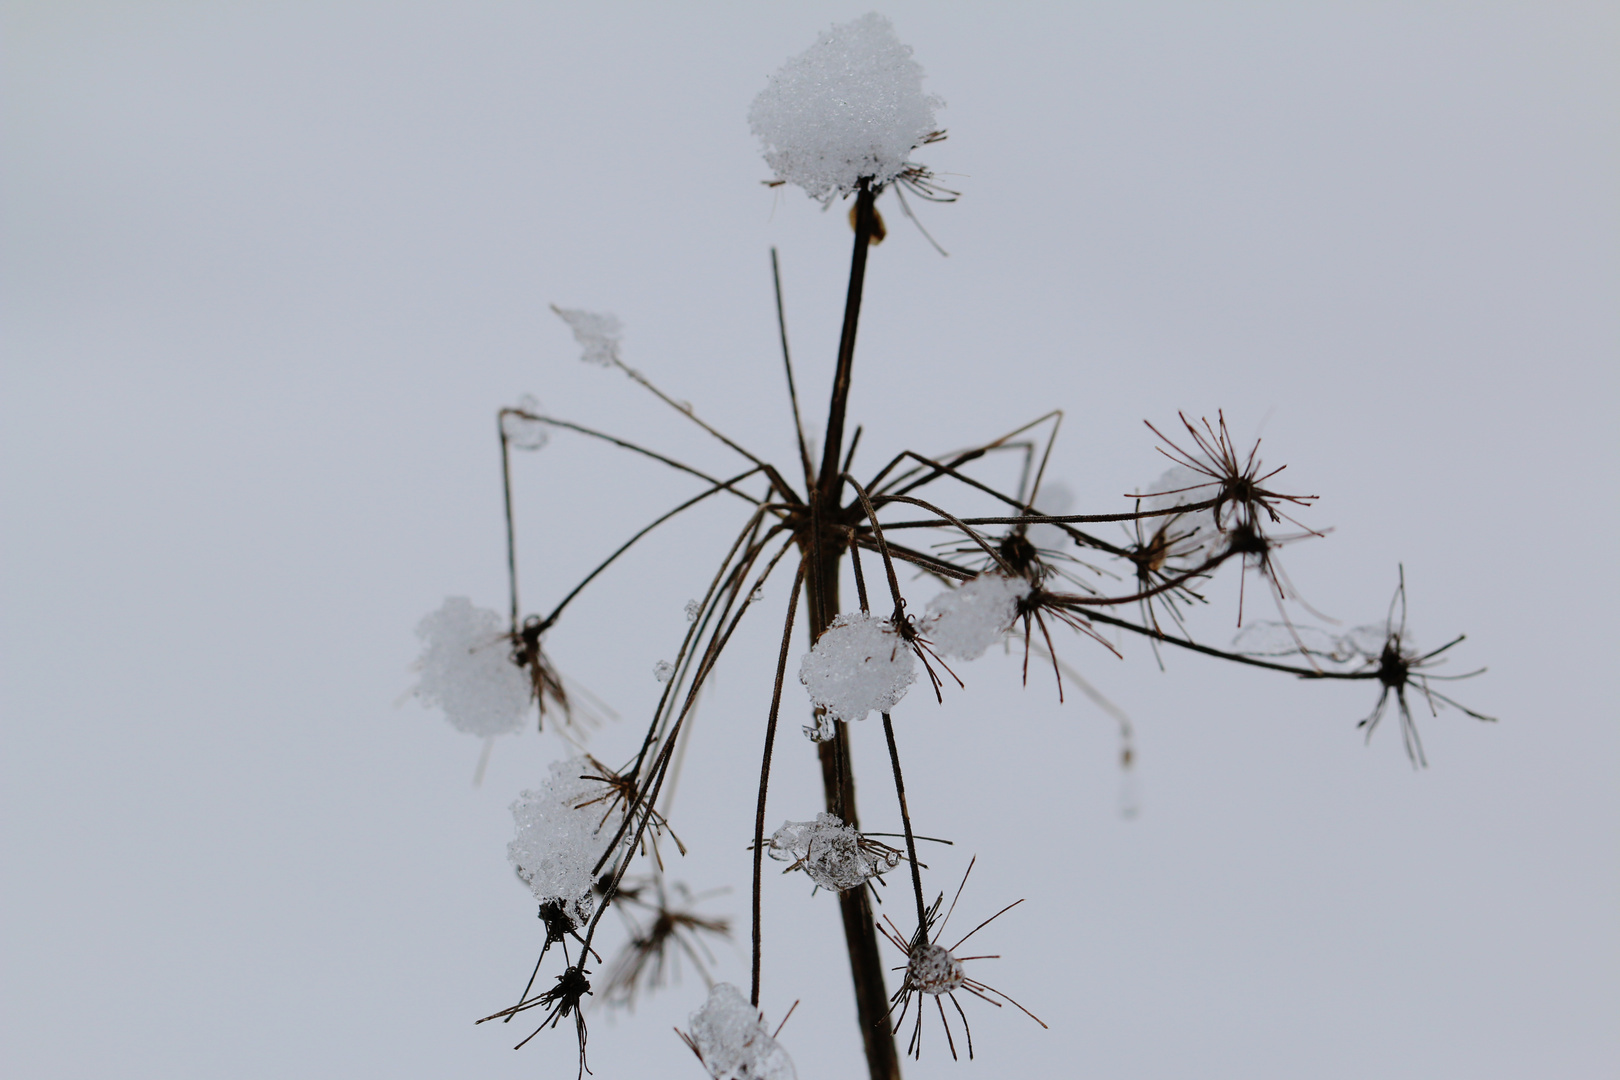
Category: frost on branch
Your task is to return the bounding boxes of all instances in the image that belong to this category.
[769,812,900,892]
[550,305,622,367]
[748,12,941,202]
[412,597,530,737]
[508,756,625,931]
[924,573,1031,661]
[798,611,916,722]
[683,982,797,1080]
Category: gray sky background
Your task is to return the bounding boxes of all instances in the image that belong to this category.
[4,3,1616,1078]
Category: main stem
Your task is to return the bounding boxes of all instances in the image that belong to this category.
[805,181,902,1080]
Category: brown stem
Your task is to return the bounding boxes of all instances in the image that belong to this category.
[816,181,876,506]
[805,177,902,1080]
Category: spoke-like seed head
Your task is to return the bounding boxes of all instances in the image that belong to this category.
[907,942,965,996]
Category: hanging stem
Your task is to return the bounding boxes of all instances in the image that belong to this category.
[881,712,929,936]
[752,564,806,1006]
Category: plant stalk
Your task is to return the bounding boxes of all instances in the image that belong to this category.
[805,180,902,1080]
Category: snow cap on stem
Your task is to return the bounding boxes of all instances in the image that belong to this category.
[770,812,901,891]
[924,572,1031,661]
[508,756,625,930]
[412,597,530,736]
[684,982,797,1080]
[749,12,941,202]
[551,305,622,366]
[798,610,917,722]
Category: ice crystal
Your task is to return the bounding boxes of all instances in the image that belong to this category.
[798,611,916,722]
[502,394,548,450]
[769,812,898,892]
[924,573,1030,661]
[653,659,675,683]
[748,13,941,202]
[550,305,622,367]
[685,599,702,622]
[412,597,530,737]
[685,982,797,1080]
[508,756,625,931]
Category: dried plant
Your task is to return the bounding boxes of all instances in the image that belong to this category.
[409,14,1493,1079]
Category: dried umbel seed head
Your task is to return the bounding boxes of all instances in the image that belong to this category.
[906,941,965,996]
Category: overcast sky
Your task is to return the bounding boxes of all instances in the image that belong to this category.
[4,4,1616,1078]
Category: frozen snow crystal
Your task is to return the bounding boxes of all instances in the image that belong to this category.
[685,599,702,622]
[924,573,1030,661]
[798,611,916,722]
[550,305,622,366]
[748,13,941,202]
[770,812,895,891]
[501,394,548,450]
[412,597,530,737]
[686,982,797,1080]
[654,659,674,683]
[508,756,624,930]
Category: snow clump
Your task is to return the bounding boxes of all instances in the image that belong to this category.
[924,573,1030,661]
[798,610,916,722]
[507,756,624,931]
[748,13,941,203]
[770,812,899,891]
[501,393,548,450]
[550,305,622,366]
[685,982,797,1080]
[412,597,530,736]
[1141,465,1220,549]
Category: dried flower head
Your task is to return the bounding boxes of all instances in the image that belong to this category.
[601,878,729,1009]
[878,857,1046,1060]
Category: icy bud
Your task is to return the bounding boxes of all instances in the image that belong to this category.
[748,13,941,202]
[412,597,530,736]
[686,982,797,1080]
[770,812,889,891]
[653,660,674,683]
[798,611,916,722]
[501,394,548,450]
[908,942,966,996]
[802,712,837,743]
[924,573,1030,661]
[507,756,625,931]
[550,305,622,366]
